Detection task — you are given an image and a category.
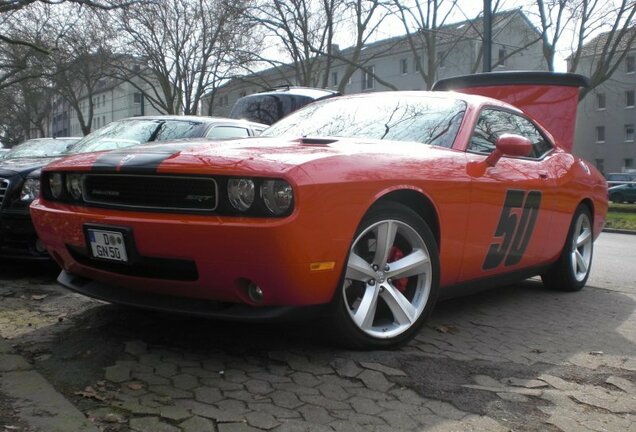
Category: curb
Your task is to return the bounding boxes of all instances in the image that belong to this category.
[602,228,636,235]
[0,339,98,432]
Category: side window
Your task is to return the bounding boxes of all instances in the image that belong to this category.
[207,126,250,140]
[155,121,202,141]
[512,115,553,158]
[469,108,552,159]
[468,109,519,154]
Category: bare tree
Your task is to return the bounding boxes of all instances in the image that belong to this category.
[392,0,460,89]
[331,0,395,93]
[115,0,255,115]
[45,8,117,135]
[246,0,341,88]
[531,0,636,99]
[0,81,53,144]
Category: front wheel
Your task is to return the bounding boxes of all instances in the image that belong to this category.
[328,202,440,349]
[541,205,593,292]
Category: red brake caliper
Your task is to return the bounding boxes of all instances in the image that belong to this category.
[388,246,408,292]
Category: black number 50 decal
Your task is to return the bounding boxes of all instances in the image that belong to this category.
[483,190,542,270]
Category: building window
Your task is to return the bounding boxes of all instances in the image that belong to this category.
[133,93,142,104]
[400,58,408,75]
[627,55,635,73]
[595,159,604,174]
[331,71,338,87]
[596,126,605,143]
[414,56,420,72]
[102,116,106,126]
[596,93,606,110]
[498,47,506,66]
[626,158,634,169]
[362,66,375,90]
[626,124,635,142]
[437,51,445,68]
[102,95,106,106]
[626,90,635,108]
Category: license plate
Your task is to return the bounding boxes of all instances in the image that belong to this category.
[87,229,128,262]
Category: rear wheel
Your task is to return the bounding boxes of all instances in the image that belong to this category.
[329,202,439,349]
[541,205,593,292]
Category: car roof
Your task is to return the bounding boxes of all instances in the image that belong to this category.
[316,90,520,112]
[243,87,339,99]
[116,115,266,128]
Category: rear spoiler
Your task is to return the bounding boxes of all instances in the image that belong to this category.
[432,72,590,152]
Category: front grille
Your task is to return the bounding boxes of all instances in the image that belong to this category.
[83,174,217,212]
[0,178,9,207]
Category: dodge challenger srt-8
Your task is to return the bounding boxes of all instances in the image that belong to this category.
[30,72,607,348]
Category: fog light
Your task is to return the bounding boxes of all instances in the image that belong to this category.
[35,238,47,253]
[247,282,263,303]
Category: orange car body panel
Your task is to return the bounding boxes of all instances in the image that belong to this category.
[31,89,607,309]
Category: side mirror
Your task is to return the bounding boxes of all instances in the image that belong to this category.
[485,133,533,166]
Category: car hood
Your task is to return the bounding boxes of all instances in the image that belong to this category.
[45,137,451,179]
[0,156,60,176]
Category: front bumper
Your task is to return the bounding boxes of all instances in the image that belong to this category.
[58,270,327,320]
[31,199,351,308]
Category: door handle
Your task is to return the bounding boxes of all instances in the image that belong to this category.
[538,171,548,179]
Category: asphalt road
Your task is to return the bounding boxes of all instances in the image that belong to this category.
[587,232,636,293]
[0,232,634,432]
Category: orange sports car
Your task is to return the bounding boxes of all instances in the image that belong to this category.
[31,72,607,348]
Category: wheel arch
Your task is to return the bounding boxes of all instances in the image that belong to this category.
[579,198,594,222]
[369,189,440,250]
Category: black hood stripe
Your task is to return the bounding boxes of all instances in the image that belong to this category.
[90,143,194,173]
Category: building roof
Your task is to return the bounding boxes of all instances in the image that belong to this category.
[578,27,636,57]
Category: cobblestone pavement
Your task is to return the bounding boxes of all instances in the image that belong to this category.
[0,233,634,432]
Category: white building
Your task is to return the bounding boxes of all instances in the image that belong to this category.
[572,29,636,175]
[204,9,547,116]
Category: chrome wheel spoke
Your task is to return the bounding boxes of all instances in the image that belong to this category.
[576,229,591,248]
[373,221,398,268]
[381,284,417,326]
[387,248,429,279]
[575,249,588,274]
[352,284,380,330]
[346,253,376,282]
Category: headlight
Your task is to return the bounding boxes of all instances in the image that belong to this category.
[20,178,40,201]
[227,178,255,211]
[65,173,83,200]
[261,180,293,215]
[49,173,64,199]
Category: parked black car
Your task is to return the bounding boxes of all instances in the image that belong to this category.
[229,87,339,125]
[0,116,266,259]
[0,137,81,258]
[606,172,636,187]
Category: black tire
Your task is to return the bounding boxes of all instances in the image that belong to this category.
[327,202,440,349]
[541,205,593,292]
[611,193,624,203]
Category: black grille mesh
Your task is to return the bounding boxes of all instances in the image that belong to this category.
[84,175,217,211]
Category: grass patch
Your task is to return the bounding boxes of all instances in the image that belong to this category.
[609,203,636,213]
[606,210,636,231]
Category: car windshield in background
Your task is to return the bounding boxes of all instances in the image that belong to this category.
[67,119,205,154]
[1,138,79,159]
[262,95,467,148]
[230,94,314,125]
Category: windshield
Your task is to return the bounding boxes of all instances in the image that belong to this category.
[262,94,466,148]
[1,138,79,159]
[230,94,313,125]
[67,119,205,154]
